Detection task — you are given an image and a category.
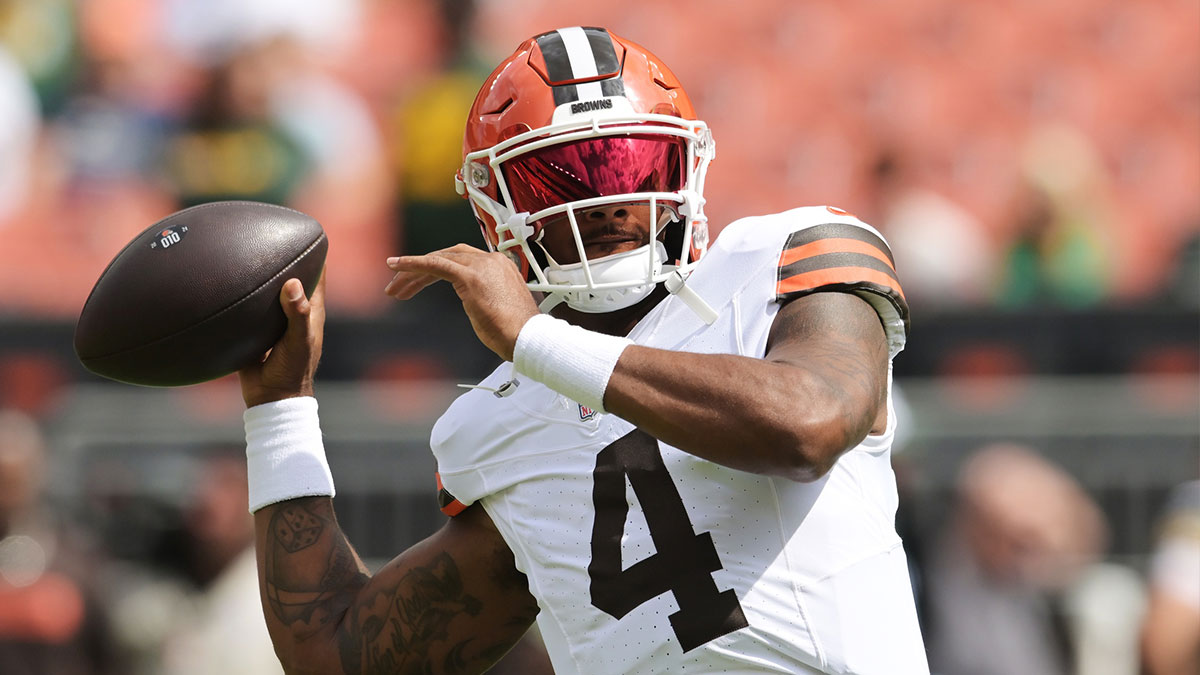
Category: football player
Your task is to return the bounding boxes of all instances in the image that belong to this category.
[239,27,929,674]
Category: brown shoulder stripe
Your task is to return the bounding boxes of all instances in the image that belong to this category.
[783,222,895,267]
[779,237,896,272]
[779,251,901,286]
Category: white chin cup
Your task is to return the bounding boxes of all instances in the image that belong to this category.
[546,241,667,313]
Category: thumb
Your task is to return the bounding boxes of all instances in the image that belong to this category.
[280,278,311,327]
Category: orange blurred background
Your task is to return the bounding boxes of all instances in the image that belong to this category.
[0,0,1195,316]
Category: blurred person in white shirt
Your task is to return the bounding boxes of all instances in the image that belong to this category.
[1141,481,1200,675]
[159,453,284,675]
[927,443,1144,675]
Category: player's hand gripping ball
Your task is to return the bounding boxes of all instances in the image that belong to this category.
[74,201,327,386]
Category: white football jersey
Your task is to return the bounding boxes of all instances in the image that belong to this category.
[431,207,929,674]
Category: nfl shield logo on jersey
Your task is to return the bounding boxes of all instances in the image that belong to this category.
[578,403,597,421]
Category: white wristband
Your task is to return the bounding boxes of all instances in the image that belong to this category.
[244,396,335,513]
[512,314,632,413]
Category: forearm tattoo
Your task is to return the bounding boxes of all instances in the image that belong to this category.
[263,499,504,675]
[265,500,368,631]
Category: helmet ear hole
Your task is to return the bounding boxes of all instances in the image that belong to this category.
[650,102,680,117]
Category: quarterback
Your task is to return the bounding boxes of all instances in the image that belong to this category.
[239,27,929,674]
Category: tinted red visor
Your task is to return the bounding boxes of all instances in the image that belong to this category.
[501,135,685,216]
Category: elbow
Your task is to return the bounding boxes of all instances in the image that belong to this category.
[771,408,862,483]
[775,437,839,483]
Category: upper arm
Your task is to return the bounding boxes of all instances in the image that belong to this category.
[338,504,539,675]
[765,290,891,440]
[765,216,908,441]
[313,503,539,675]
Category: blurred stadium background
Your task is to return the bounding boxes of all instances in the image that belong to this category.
[0,1,1196,674]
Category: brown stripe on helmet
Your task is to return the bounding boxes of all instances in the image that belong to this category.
[535,30,575,84]
[552,84,579,106]
[600,77,626,96]
[583,27,621,77]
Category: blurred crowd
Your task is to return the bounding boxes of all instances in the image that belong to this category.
[3,406,1198,675]
[0,1,1197,674]
[0,0,1195,317]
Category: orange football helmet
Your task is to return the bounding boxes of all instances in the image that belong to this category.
[457,27,716,315]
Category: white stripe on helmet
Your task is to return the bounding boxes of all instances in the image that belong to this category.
[557,27,605,101]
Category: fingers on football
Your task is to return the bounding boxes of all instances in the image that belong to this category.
[278,276,324,352]
[280,278,310,317]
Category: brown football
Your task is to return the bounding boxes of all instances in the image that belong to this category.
[74,201,327,386]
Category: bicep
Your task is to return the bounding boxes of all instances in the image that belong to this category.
[334,504,539,675]
[765,291,890,435]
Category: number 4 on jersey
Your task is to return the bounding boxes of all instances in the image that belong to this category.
[588,429,749,652]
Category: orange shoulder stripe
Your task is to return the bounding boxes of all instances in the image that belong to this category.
[777,267,906,300]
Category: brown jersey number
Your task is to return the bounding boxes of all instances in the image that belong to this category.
[588,429,749,652]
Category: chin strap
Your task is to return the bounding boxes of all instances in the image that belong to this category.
[539,270,717,324]
[538,294,565,313]
[536,267,718,324]
[665,270,718,325]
